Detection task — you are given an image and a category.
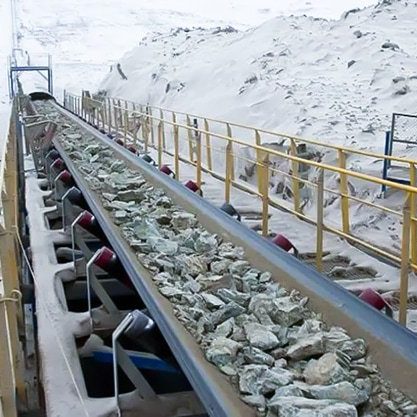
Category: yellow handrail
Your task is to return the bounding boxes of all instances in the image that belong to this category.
[65,92,416,326]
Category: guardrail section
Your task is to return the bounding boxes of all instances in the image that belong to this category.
[64,92,417,327]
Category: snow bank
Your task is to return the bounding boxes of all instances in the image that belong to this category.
[100,0,417,156]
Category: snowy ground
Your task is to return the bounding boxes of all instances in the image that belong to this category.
[100,1,417,156]
[12,0,376,100]
[98,0,417,295]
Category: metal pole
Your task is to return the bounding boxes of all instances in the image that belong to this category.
[399,194,411,325]
[316,169,325,272]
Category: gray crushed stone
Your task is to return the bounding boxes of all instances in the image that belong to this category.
[35,101,417,417]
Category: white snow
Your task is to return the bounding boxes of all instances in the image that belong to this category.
[12,0,376,100]
[100,1,417,156]
[97,0,417,294]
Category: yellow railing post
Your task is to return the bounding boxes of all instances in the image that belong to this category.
[159,109,166,150]
[196,129,202,189]
[259,155,270,237]
[149,107,155,145]
[409,163,417,266]
[225,141,233,204]
[399,194,411,325]
[226,123,234,180]
[204,119,212,170]
[112,99,119,134]
[290,139,301,214]
[143,114,149,153]
[0,281,18,417]
[173,115,180,180]
[117,99,123,131]
[132,103,138,148]
[186,115,194,161]
[255,130,263,193]
[316,169,325,272]
[338,149,350,234]
[0,127,26,405]
[123,108,128,146]
[102,103,107,132]
[107,98,113,133]
[157,122,163,168]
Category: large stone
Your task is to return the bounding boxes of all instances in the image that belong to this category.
[206,337,242,367]
[242,346,275,366]
[324,328,351,352]
[133,219,161,240]
[340,339,367,360]
[260,367,296,394]
[211,259,232,274]
[218,243,245,259]
[239,365,268,395]
[271,296,306,326]
[249,294,305,327]
[194,232,218,253]
[202,293,225,310]
[296,381,370,406]
[304,353,350,385]
[117,189,145,202]
[216,288,251,306]
[171,212,197,229]
[148,237,179,256]
[273,385,304,398]
[241,395,265,410]
[244,323,280,351]
[197,273,234,291]
[206,302,246,331]
[177,255,208,277]
[214,318,234,337]
[229,260,251,275]
[287,333,325,360]
[268,396,358,417]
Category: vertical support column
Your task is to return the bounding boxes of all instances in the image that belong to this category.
[204,119,212,171]
[338,149,350,234]
[399,194,411,325]
[159,110,166,150]
[108,99,113,133]
[290,139,301,214]
[409,163,417,266]
[103,101,108,133]
[226,123,234,180]
[1,129,26,404]
[186,115,194,161]
[173,114,179,180]
[158,122,163,169]
[225,141,233,204]
[132,103,138,148]
[149,107,155,146]
[316,169,325,272]
[0,279,18,417]
[123,108,128,146]
[196,129,202,189]
[113,99,119,134]
[259,154,270,237]
[143,111,149,153]
[255,130,262,194]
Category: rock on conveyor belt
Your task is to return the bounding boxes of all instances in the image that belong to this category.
[36,101,416,417]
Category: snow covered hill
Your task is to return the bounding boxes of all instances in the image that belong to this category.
[13,0,376,98]
[100,0,417,157]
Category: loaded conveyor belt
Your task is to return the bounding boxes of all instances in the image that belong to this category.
[22,94,417,417]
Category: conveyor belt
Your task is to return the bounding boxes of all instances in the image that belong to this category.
[48,101,417,408]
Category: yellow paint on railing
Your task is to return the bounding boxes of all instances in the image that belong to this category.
[67,93,417,326]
